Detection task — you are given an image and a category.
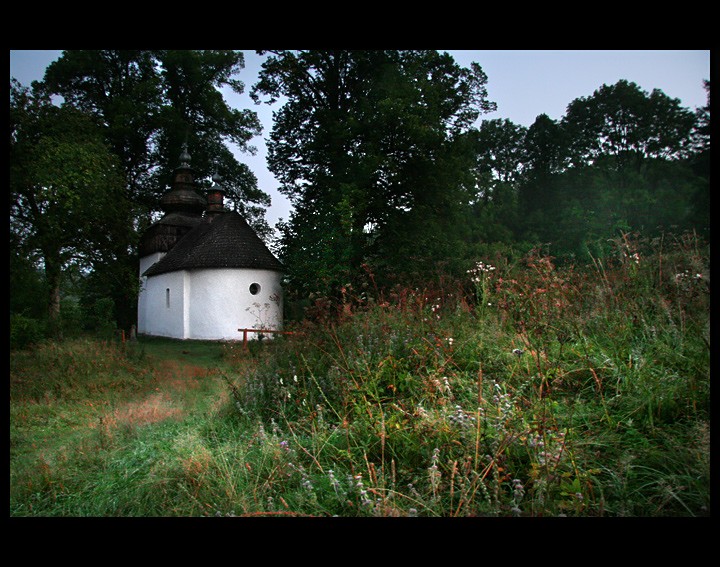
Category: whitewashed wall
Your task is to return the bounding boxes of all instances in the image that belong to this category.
[137,252,165,336]
[138,264,283,341]
[187,268,283,340]
[139,269,188,339]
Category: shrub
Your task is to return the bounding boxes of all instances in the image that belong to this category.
[10,313,47,350]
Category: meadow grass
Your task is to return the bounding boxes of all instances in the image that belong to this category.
[9,232,710,516]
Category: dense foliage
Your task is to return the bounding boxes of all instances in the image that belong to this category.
[11,50,265,333]
[251,53,709,311]
[252,50,497,299]
[10,50,709,363]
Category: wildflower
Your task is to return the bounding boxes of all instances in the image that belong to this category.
[512,478,525,500]
[328,469,342,495]
[354,474,373,508]
[428,448,441,492]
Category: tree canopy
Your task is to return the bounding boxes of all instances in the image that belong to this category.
[10,79,130,333]
[10,50,709,333]
[39,49,266,229]
[11,50,265,331]
[252,49,497,297]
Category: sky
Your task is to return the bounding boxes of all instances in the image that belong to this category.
[9,49,710,232]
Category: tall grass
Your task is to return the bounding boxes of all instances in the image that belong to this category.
[223,231,710,517]
[10,231,709,516]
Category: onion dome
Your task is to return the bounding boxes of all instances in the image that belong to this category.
[139,145,207,257]
[159,143,207,216]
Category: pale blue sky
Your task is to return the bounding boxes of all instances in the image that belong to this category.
[10,49,710,230]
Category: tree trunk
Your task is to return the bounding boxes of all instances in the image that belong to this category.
[44,254,63,339]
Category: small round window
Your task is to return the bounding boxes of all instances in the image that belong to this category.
[249,283,261,295]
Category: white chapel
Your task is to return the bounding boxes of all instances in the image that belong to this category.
[137,146,283,340]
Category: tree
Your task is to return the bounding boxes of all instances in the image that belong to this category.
[252,50,496,298]
[37,50,161,206]
[151,50,267,234]
[34,50,267,327]
[516,114,568,242]
[473,118,528,194]
[40,50,265,224]
[562,80,696,170]
[10,79,130,335]
[686,80,710,231]
[560,80,701,239]
[516,81,704,257]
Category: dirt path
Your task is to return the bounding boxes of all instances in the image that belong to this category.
[107,356,226,429]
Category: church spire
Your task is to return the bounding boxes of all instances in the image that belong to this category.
[159,145,206,216]
[179,141,191,168]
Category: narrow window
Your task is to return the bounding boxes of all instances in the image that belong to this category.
[249,283,261,295]
[166,288,170,308]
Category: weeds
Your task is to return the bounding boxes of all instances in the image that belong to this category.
[223,230,709,517]
[10,231,709,517]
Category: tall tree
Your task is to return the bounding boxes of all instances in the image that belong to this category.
[518,81,704,256]
[37,50,161,206]
[472,118,528,203]
[686,80,710,231]
[10,79,130,335]
[40,50,265,225]
[562,79,696,170]
[34,50,266,327]
[252,50,496,297]
[516,114,568,242]
[560,79,700,239]
[464,119,528,245]
[151,50,267,234]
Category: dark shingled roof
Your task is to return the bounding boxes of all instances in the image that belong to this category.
[142,211,283,277]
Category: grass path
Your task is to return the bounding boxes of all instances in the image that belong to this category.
[111,357,219,428]
[10,336,253,516]
[116,337,238,427]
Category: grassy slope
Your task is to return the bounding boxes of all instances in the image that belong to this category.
[10,336,238,516]
[9,235,711,517]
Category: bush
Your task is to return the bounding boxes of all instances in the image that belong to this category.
[10,313,47,350]
[84,297,117,338]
